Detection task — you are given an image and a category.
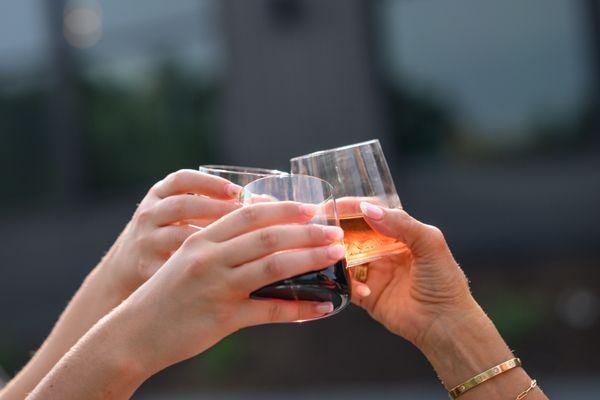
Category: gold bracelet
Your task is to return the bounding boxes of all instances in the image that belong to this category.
[516,379,537,399]
[448,358,521,399]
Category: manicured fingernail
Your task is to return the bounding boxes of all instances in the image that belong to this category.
[300,204,318,217]
[225,183,242,198]
[323,226,344,241]
[360,202,384,221]
[327,244,346,260]
[356,285,371,297]
[315,302,334,314]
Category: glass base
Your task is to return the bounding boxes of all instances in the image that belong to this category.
[250,259,350,322]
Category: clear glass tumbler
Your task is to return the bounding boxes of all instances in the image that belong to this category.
[241,174,351,320]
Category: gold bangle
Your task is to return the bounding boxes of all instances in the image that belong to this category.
[516,379,538,399]
[448,358,522,399]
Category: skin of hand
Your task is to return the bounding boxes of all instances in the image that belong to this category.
[351,203,547,399]
[27,201,346,400]
[100,169,243,296]
[350,202,474,348]
[0,169,241,400]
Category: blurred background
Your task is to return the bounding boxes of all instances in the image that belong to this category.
[1,0,599,398]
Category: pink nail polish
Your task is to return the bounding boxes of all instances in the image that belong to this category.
[225,183,242,198]
[315,302,334,314]
[360,202,385,221]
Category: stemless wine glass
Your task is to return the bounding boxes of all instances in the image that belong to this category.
[199,164,287,186]
[241,174,351,321]
[290,139,405,276]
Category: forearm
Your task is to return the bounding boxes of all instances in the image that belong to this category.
[27,308,148,400]
[420,299,547,399]
[1,261,127,399]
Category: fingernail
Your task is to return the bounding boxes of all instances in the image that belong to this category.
[225,183,242,199]
[315,302,334,314]
[360,202,384,221]
[300,204,318,217]
[327,244,346,260]
[356,285,371,297]
[323,226,344,241]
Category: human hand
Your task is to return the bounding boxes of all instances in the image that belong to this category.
[109,201,346,376]
[100,169,241,297]
[350,203,477,350]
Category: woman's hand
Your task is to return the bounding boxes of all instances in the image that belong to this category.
[27,201,346,399]
[351,204,547,399]
[100,169,241,297]
[0,170,242,400]
[351,203,476,348]
[103,200,345,375]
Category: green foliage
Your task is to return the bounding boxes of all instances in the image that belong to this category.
[82,64,218,192]
[484,292,548,343]
[0,63,219,206]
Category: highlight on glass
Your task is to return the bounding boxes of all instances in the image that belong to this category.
[198,164,288,187]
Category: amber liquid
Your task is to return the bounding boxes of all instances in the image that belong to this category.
[340,215,405,266]
[251,259,350,318]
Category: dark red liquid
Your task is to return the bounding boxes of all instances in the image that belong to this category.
[251,259,351,316]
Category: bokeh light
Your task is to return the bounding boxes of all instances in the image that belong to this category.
[63,0,102,48]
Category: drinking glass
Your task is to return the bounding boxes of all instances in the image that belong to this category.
[199,164,287,186]
[241,174,350,320]
[290,139,405,271]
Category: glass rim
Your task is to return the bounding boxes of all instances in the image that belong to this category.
[241,173,336,204]
[199,164,288,177]
[290,139,380,162]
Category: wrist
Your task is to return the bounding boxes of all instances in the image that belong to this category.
[419,296,514,389]
[95,303,158,382]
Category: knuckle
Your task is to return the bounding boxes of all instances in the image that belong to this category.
[425,225,447,247]
[135,208,154,224]
[168,197,188,217]
[263,255,282,278]
[165,170,189,188]
[259,229,278,250]
[186,256,206,276]
[308,224,325,242]
[240,206,259,224]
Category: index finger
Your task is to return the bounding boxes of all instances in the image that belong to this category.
[153,169,242,199]
[201,201,318,242]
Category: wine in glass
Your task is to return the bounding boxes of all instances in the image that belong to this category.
[290,139,405,279]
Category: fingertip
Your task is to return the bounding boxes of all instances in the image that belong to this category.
[326,244,346,260]
[355,284,371,298]
[360,202,385,221]
[314,302,334,314]
[225,183,242,199]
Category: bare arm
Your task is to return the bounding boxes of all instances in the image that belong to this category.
[0,170,240,399]
[353,203,548,399]
[27,202,343,399]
